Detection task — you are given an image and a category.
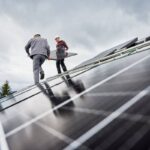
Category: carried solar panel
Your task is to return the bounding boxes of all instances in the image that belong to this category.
[50,50,77,60]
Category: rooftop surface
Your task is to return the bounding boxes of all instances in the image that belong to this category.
[1,38,150,150]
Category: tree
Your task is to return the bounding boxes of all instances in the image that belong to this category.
[1,80,11,97]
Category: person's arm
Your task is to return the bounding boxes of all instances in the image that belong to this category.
[63,41,69,50]
[25,39,32,57]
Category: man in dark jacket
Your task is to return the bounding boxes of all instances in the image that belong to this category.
[25,34,50,84]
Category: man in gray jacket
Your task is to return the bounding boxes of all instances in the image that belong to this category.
[25,34,50,84]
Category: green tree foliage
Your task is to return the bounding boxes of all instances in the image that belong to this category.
[1,80,11,97]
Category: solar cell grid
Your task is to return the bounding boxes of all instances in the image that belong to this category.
[1,41,150,150]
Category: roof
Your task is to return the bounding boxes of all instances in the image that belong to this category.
[1,36,150,150]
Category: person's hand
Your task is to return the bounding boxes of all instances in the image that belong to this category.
[65,52,68,57]
[28,54,32,59]
[48,56,51,60]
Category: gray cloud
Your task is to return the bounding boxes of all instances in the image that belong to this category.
[0,0,130,49]
[116,0,150,22]
[1,0,149,49]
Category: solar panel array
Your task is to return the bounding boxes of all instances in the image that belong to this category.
[77,37,138,68]
[1,36,150,150]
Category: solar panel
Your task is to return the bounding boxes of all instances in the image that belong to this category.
[50,50,77,60]
[77,37,138,67]
[1,36,150,150]
[116,37,138,51]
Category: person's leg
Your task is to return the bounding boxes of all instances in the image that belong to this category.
[39,55,46,79]
[40,68,44,79]
[60,59,71,82]
[33,55,41,84]
[60,59,67,72]
[56,60,61,74]
[39,67,44,74]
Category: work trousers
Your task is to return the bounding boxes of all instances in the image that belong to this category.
[33,54,46,84]
[56,59,67,74]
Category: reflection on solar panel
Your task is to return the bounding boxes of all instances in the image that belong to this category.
[1,36,150,150]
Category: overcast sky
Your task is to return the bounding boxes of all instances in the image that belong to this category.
[0,0,150,90]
